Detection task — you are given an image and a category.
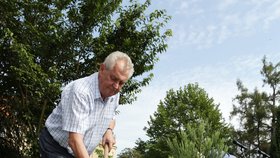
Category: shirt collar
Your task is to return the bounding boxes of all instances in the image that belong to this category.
[93,72,102,100]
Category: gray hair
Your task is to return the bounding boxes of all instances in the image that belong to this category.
[103,51,134,78]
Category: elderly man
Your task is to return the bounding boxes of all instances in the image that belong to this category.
[39,51,134,158]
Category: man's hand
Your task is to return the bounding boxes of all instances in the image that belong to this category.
[102,128,116,152]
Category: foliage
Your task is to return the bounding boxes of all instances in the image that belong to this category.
[0,29,61,157]
[134,83,232,158]
[270,107,280,157]
[261,57,280,158]
[0,0,171,157]
[230,80,270,156]
[117,147,143,158]
[92,148,113,158]
[230,57,280,157]
[167,121,228,158]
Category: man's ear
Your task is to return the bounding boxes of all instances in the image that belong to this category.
[99,63,105,72]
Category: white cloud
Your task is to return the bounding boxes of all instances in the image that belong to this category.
[263,1,280,29]
[167,0,280,49]
[218,0,237,10]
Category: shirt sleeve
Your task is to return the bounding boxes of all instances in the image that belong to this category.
[61,85,89,134]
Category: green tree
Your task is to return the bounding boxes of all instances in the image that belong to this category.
[230,80,270,157]
[117,148,143,158]
[230,57,280,157]
[167,121,228,158]
[135,83,232,158]
[272,107,280,157]
[0,0,172,157]
[261,57,280,158]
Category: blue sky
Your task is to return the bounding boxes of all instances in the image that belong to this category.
[114,0,280,154]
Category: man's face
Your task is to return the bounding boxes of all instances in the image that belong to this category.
[99,60,129,99]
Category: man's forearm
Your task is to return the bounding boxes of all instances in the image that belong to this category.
[102,119,116,152]
[108,119,115,129]
[68,132,90,158]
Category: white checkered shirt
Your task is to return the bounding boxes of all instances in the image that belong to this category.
[45,72,119,155]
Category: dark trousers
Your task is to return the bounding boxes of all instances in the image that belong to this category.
[39,127,74,158]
